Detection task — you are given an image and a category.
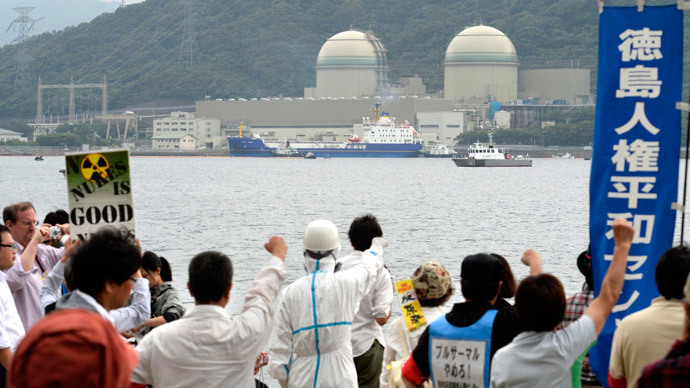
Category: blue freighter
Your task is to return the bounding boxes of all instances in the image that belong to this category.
[227,109,422,158]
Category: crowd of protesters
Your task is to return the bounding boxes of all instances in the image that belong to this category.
[1,200,689,388]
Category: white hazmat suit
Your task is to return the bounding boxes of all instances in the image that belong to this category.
[268,237,386,388]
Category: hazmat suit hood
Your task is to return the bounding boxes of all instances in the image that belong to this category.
[302,244,341,273]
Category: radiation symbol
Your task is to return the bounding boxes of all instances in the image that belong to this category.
[80,153,111,182]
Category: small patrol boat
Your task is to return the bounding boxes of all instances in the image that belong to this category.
[452,132,532,167]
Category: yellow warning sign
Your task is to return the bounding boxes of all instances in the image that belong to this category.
[395,278,427,332]
[402,300,426,331]
[396,279,414,294]
[80,153,111,182]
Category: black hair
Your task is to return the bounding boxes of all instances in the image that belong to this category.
[515,274,566,332]
[43,209,69,226]
[655,246,690,300]
[0,225,9,234]
[69,227,141,298]
[43,212,56,225]
[577,245,594,290]
[492,253,516,299]
[141,251,173,282]
[461,279,501,302]
[188,251,233,304]
[460,253,503,302]
[348,214,383,251]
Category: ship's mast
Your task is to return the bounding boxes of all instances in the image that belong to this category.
[372,103,381,123]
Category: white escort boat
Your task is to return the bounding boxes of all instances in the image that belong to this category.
[452,132,532,167]
[420,141,457,158]
[552,152,575,159]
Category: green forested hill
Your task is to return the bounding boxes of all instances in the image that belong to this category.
[0,0,685,120]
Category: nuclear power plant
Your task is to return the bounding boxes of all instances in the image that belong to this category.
[443,25,519,103]
[304,30,389,99]
[186,25,592,150]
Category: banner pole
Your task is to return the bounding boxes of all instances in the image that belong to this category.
[681,98,690,244]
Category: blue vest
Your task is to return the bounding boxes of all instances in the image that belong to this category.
[428,309,497,388]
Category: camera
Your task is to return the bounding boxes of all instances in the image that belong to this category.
[49,226,61,239]
[48,226,70,247]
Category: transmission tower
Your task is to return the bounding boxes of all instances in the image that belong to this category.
[178,0,197,69]
[7,7,39,93]
[120,0,126,8]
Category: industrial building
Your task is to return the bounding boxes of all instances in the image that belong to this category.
[518,68,591,105]
[190,26,591,150]
[0,128,27,142]
[152,133,197,151]
[152,111,221,149]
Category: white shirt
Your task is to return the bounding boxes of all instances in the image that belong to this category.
[380,306,446,388]
[131,256,286,388]
[0,272,25,352]
[491,315,596,388]
[339,250,393,357]
[6,242,63,330]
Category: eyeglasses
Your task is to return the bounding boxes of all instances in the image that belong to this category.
[19,220,39,227]
[0,244,15,249]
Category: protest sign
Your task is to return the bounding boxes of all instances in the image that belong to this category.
[395,279,427,332]
[65,150,135,240]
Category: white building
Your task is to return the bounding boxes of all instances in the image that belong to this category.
[152,133,197,151]
[415,111,465,146]
[0,128,27,142]
[493,111,511,129]
[444,25,519,103]
[153,111,221,149]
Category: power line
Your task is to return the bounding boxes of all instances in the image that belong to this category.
[178,0,197,69]
[77,0,174,82]
[107,16,183,77]
[7,7,41,93]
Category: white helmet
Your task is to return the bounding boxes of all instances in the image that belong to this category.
[303,219,340,253]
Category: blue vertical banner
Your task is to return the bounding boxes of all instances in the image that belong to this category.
[589,5,682,386]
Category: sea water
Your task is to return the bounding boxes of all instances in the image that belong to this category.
[2,155,688,386]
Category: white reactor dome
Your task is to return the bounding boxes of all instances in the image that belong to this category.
[444,25,518,64]
[316,30,378,67]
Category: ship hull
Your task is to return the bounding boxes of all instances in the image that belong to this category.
[228,137,421,158]
[420,152,456,158]
[453,158,533,167]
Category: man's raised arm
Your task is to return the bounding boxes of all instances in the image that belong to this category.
[584,218,634,334]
